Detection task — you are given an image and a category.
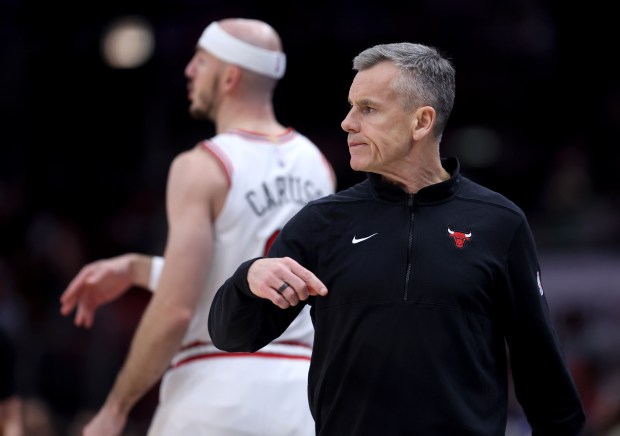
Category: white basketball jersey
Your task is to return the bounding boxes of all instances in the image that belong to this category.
[172,128,334,366]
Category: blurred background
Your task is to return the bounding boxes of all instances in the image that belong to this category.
[1,0,619,434]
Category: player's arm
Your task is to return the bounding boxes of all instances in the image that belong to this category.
[60,251,167,323]
[0,395,23,436]
[83,146,226,435]
[59,253,156,328]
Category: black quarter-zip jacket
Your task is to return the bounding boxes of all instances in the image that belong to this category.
[208,157,585,435]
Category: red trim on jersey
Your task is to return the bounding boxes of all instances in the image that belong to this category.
[200,140,232,188]
[178,340,208,351]
[172,340,312,369]
[171,351,311,369]
[229,128,295,144]
[178,339,311,351]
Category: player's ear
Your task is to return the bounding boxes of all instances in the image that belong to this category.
[221,64,242,91]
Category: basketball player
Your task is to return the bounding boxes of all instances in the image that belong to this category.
[60,18,336,436]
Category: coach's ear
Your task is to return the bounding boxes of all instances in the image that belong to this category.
[411,105,435,141]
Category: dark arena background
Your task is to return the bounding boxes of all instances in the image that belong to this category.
[1,0,619,434]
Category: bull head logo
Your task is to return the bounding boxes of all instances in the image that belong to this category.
[447,226,472,249]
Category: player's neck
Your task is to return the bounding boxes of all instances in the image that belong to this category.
[216,108,284,136]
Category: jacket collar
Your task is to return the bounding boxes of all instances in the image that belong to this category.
[367,157,460,204]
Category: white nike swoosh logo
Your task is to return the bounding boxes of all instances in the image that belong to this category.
[352,233,378,244]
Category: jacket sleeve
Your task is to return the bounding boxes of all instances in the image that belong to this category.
[502,220,586,435]
[208,257,306,352]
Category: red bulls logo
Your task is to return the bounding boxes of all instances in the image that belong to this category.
[447,226,472,249]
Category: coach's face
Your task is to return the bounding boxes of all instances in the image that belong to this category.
[341,61,415,179]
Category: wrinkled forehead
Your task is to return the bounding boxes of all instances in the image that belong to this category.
[348,63,398,102]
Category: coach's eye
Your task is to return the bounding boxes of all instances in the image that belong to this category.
[361,105,375,114]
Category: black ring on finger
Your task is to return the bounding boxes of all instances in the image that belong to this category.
[276,281,291,294]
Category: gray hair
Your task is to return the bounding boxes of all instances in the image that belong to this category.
[353,42,455,139]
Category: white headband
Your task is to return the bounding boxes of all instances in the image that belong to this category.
[198,22,286,79]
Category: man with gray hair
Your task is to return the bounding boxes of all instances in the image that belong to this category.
[208,42,586,435]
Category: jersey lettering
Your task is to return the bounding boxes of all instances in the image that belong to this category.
[246,175,325,217]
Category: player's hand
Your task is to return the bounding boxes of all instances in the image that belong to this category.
[59,254,135,328]
[247,257,328,309]
[82,405,127,436]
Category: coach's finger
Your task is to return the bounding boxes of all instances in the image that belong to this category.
[284,262,328,299]
[294,265,327,297]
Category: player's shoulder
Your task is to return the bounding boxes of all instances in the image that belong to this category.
[172,142,215,167]
[167,142,226,185]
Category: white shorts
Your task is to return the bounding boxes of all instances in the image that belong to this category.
[147,353,314,436]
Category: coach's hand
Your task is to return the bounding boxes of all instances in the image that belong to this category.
[248,257,328,309]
